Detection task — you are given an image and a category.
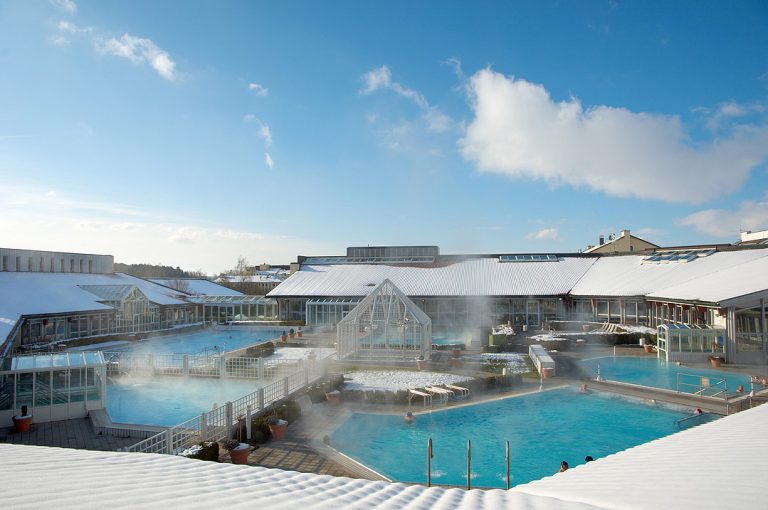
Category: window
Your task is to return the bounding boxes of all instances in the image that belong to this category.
[88,259,93,273]
[1,255,6,271]
[50,258,55,272]
[70,259,75,272]
[15,256,20,271]
[28,257,33,271]
[79,259,84,272]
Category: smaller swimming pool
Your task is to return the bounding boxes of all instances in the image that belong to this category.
[580,357,751,395]
[109,326,283,355]
[107,376,262,426]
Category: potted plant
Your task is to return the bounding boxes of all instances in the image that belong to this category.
[220,438,251,464]
[266,416,288,440]
[708,355,725,368]
[642,338,654,353]
[325,390,341,405]
[12,405,32,433]
[178,441,219,461]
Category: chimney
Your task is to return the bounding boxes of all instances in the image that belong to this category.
[599,235,605,245]
[621,229,630,237]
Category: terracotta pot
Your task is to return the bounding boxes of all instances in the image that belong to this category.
[709,356,723,368]
[268,420,288,441]
[12,415,32,433]
[325,391,341,405]
[229,444,250,464]
[643,344,654,354]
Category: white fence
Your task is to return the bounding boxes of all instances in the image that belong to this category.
[105,351,302,380]
[124,359,328,455]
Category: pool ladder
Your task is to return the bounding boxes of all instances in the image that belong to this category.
[426,438,512,490]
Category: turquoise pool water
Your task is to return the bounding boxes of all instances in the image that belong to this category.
[106,376,261,426]
[330,389,692,488]
[580,357,751,394]
[110,327,284,355]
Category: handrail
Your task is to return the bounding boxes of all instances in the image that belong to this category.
[675,411,711,428]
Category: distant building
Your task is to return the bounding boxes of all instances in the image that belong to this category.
[584,229,659,254]
[737,229,768,246]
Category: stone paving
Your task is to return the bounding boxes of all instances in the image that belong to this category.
[0,417,137,451]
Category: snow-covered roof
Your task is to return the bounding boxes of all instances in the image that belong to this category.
[268,257,597,297]
[150,278,243,296]
[1,402,767,509]
[0,272,190,342]
[218,274,284,284]
[570,248,768,300]
[647,254,768,306]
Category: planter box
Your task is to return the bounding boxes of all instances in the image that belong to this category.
[229,444,250,464]
[12,415,33,433]
[268,420,288,441]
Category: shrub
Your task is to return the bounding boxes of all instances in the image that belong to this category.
[245,342,276,358]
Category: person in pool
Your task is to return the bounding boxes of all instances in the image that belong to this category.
[559,461,569,472]
[404,411,414,423]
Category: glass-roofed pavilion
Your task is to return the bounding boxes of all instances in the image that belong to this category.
[337,279,432,360]
[0,351,106,425]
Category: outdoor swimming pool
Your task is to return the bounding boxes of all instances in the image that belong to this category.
[106,375,262,426]
[580,356,751,395]
[109,326,284,355]
[330,388,695,488]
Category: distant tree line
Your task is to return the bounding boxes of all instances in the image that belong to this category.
[114,262,206,278]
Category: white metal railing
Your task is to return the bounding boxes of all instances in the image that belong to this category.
[104,352,305,380]
[676,372,728,398]
[124,359,326,455]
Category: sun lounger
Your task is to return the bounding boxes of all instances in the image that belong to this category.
[425,386,454,403]
[408,389,432,407]
[443,384,470,399]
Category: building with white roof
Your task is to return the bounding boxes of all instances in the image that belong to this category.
[269,245,768,365]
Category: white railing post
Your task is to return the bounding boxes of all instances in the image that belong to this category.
[304,367,309,386]
[200,412,208,441]
[258,357,264,379]
[165,428,174,455]
[283,377,289,399]
[246,405,252,440]
[225,402,234,438]
[257,387,264,411]
[183,355,189,376]
[219,355,227,379]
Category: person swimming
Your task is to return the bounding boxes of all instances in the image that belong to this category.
[404,411,415,423]
[559,461,569,472]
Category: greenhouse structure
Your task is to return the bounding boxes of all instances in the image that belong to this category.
[336,279,432,360]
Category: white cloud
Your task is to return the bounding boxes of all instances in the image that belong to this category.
[259,124,273,148]
[0,185,336,273]
[58,20,91,34]
[50,0,77,14]
[679,196,768,237]
[694,101,766,132]
[243,114,256,122]
[248,83,269,96]
[444,57,465,80]
[460,69,768,204]
[526,228,560,241]
[50,35,70,46]
[360,65,452,132]
[265,152,274,169]
[95,33,178,81]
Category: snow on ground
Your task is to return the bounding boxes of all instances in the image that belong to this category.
[463,352,529,373]
[343,370,473,391]
[620,324,657,335]
[270,347,336,360]
[529,332,569,342]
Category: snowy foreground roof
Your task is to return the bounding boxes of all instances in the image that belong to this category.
[2,403,767,509]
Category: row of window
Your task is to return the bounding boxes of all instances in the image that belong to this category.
[1,255,94,273]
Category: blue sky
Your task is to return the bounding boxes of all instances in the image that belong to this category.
[1,0,767,273]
